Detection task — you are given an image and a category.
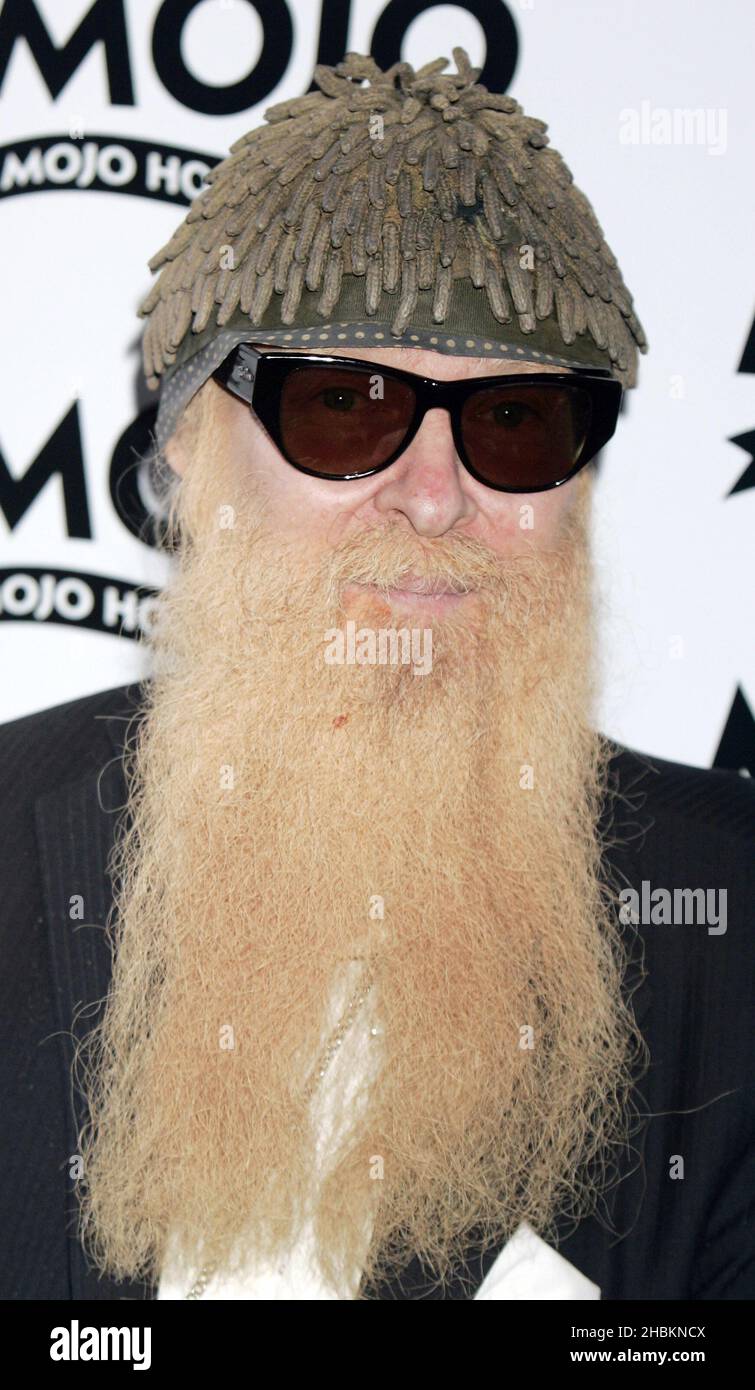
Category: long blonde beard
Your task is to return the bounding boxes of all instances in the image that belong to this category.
[77,382,644,1297]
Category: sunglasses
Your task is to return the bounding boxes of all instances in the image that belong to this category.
[212,343,622,494]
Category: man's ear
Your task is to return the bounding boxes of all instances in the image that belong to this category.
[164,432,188,479]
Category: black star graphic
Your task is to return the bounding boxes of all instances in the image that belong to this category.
[713,686,755,777]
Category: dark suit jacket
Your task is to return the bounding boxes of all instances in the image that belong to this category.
[0,680,753,1300]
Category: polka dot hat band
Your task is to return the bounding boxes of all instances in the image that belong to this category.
[139,49,648,454]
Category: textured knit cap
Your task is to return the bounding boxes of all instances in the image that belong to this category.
[138,48,648,452]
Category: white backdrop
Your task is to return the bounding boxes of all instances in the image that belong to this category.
[1,0,753,770]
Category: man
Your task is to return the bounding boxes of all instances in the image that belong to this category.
[1,50,752,1301]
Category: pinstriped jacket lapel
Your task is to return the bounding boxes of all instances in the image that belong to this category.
[35,684,155,1301]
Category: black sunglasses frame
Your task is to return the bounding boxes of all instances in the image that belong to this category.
[212,342,623,494]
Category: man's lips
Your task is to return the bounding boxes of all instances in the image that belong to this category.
[345,574,476,611]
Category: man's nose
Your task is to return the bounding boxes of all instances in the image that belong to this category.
[371,407,475,536]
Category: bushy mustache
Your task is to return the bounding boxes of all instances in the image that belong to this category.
[322,521,556,605]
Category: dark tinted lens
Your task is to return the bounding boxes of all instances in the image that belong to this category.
[460,383,592,488]
[279,366,416,476]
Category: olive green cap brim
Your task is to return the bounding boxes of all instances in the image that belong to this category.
[154,279,615,452]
